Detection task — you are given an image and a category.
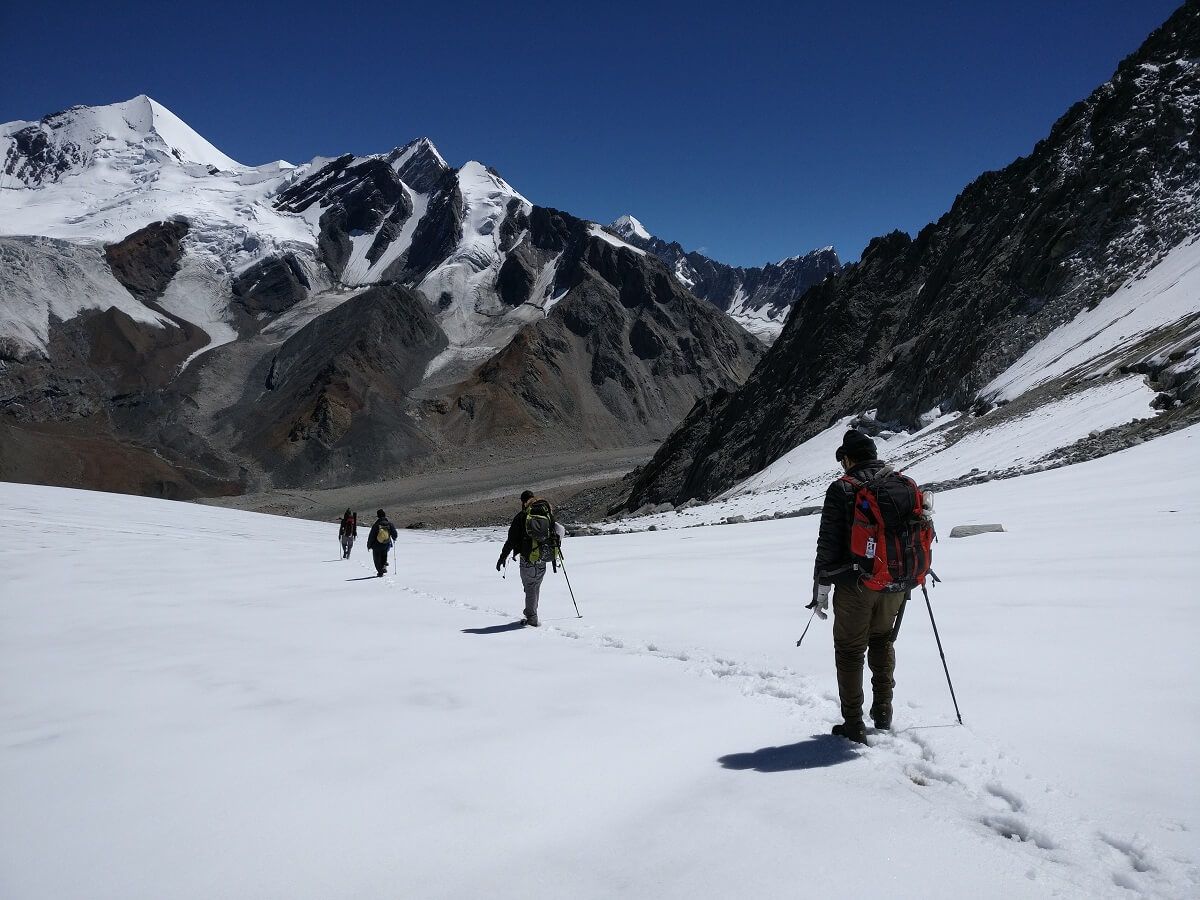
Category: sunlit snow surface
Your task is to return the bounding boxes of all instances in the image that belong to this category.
[1,428,1198,898]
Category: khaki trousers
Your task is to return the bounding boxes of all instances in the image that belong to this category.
[519,559,546,620]
[832,582,905,724]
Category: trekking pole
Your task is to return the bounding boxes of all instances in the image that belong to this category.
[921,584,963,724]
[889,593,909,642]
[558,553,582,618]
[794,608,817,648]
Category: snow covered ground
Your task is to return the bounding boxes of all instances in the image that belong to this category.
[2,427,1197,898]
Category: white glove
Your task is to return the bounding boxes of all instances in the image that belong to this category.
[807,582,830,619]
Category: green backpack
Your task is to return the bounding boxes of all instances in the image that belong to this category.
[524,499,557,566]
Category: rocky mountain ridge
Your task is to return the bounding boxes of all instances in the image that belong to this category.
[0,99,762,497]
[607,214,840,341]
[621,0,1200,510]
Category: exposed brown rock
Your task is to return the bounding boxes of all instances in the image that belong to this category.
[103,219,190,302]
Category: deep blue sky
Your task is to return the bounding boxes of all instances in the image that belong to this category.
[0,0,1182,265]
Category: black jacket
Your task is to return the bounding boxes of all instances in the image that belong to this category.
[499,509,532,563]
[367,517,397,550]
[814,460,891,585]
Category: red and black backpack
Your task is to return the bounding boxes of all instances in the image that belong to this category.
[842,470,934,592]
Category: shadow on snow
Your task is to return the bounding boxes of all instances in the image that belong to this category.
[718,735,859,772]
[462,622,527,635]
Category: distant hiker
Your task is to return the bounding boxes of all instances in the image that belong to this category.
[807,429,933,744]
[367,509,398,577]
[496,490,560,627]
[339,509,357,559]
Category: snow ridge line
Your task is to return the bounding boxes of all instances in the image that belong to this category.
[397,582,1198,898]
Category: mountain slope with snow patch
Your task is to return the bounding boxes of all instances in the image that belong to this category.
[621,3,1200,511]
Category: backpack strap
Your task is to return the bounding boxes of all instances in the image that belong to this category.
[842,466,899,494]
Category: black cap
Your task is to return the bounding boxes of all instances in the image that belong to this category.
[376,509,386,518]
[520,490,534,503]
[836,429,878,463]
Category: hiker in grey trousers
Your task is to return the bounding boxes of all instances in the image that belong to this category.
[496,490,545,626]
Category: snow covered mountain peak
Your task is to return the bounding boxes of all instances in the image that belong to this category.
[1,95,242,188]
[772,245,839,267]
[611,214,651,241]
[386,136,450,190]
[390,136,446,168]
[458,160,528,205]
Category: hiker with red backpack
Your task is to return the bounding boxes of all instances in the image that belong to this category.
[495,490,560,627]
[338,509,357,559]
[807,429,935,744]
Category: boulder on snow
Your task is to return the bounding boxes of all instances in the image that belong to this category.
[566,524,602,537]
[949,523,1006,538]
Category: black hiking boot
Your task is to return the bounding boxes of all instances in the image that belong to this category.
[870,703,893,731]
[523,614,540,627]
[832,721,868,745]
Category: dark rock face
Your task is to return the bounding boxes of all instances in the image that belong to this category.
[436,207,763,450]
[731,250,843,317]
[233,284,449,487]
[389,138,449,194]
[613,223,841,329]
[496,253,535,306]
[0,415,239,500]
[101,220,212,368]
[275,138,456,283]
[623,1,1200,508]
[231,253,310,316]
[83,306,208,393]
[104,219,190,302]
[277,154,407,278]
[1,120,86,186]
[393,172,462,282]
[0,304,232,499]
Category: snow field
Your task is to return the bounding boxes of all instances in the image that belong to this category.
[2,426,1198,898]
